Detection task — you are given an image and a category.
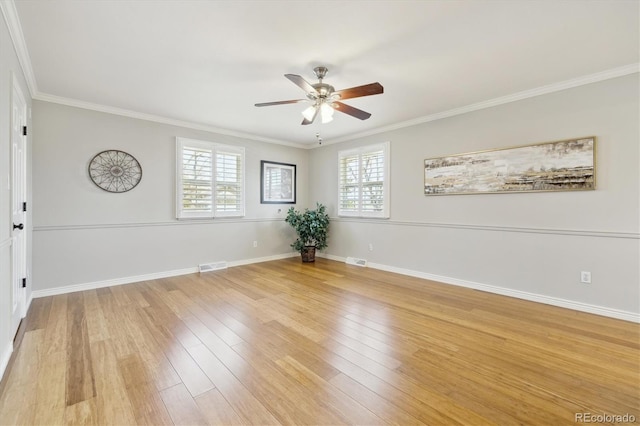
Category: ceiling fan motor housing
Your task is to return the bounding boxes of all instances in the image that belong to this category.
[308,83,336,101]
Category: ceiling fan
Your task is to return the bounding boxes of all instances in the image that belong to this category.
[255,66,383,125]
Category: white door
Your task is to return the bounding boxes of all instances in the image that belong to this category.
[10,77,27,339]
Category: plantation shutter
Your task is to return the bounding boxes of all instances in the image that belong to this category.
[338,142,390,218]
[181,147,213,217]
[177,138,245,218]
[215,147,244,217]
[339,152,360,215]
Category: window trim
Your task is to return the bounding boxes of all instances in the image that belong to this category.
[338,141,390,219]
[176,137,245,219]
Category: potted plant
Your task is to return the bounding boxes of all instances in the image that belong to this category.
[285,203,330,262]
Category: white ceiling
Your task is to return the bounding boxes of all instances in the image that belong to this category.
[10,0,640,147]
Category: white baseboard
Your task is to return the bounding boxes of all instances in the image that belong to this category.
[30,251,638,323]
[227,252,298,268]
[0,343,13,383]
[31,252,299,299]
[320,253,640,323]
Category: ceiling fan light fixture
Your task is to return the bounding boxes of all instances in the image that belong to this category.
[320,102,334,124]
[302,105,317,121]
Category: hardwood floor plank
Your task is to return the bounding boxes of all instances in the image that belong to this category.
[118,306,182,391]
[0,330,44,426]
[275,354,386,425]
[231,340,349,425]
[96,288,137,358]
[108,282,132,307]
[33,349,66,425]
[118,353,154,390]
[182,315,317,424]
[194,388,245,426]
[64,399,97,425]
[24,296,52,332]
[136,286,216,397]
[140,288,203,350]
[186,344,281,425]
[124,383,174,426]
[90,339,137,425]
[265,319,482,425]
[65,292,96,406]
[159,383,208,426]
[329,372,426,425]
[139,306,214,397]
[120,282,152,308]
[83,290,110,343]
[163,342,215,398]
[0,258,637,425]
[242,317,342,381]
[184,300,245,347]
[43,294,69,356]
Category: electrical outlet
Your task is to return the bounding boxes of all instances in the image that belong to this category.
[368,243,374,251]
[253,241,258,248]
[580,271,591,284]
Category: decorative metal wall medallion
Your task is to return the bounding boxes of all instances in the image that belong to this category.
[88,150,142,193]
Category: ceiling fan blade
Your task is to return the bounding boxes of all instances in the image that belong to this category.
[333,82,383,100]
[285,74,318,95]
[255,99,306,107]
[333,101,372,120]
[301,106,318,125]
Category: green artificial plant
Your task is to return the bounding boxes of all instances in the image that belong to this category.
[285,203,330,253]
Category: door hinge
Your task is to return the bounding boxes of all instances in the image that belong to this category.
[22,202,27,212]
[22,126,27,136]
[22,278,26,288]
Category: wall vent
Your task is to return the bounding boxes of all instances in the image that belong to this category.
[199,261,227,273]
[346,257,367,267]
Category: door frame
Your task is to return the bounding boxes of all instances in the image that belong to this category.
[10,73,27,338]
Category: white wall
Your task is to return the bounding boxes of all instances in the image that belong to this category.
[0,7,32,380]
[32,101,308,293]
[310,74,640,319]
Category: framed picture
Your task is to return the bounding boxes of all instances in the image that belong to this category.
[261,160,296,204]
[424,137,595,195]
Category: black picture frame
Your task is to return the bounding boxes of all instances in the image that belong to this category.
[260,160,296,204]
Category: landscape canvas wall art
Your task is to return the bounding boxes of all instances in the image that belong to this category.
[424,137,595,195]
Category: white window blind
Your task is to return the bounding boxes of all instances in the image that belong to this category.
[338,142,390,218]
[176,138,245,218]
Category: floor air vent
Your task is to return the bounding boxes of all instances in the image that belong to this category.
[199,261,227,273]
[346,257,367,267]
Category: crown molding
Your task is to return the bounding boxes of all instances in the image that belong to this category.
[33,92,308,149]
[0,0,37,97]
[320,63,640,147]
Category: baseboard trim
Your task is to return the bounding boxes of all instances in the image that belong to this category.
[0,343,13,383]
[227,252,298,268]
[320,253,640,323]
[31,251,639,323]
[31,252,298,299]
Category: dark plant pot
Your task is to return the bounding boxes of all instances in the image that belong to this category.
[301,246,316,263]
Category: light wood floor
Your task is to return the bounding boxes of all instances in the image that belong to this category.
[0,258,638,425]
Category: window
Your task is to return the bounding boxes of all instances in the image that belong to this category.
[176,137,245,218]
[338,142,390,218]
